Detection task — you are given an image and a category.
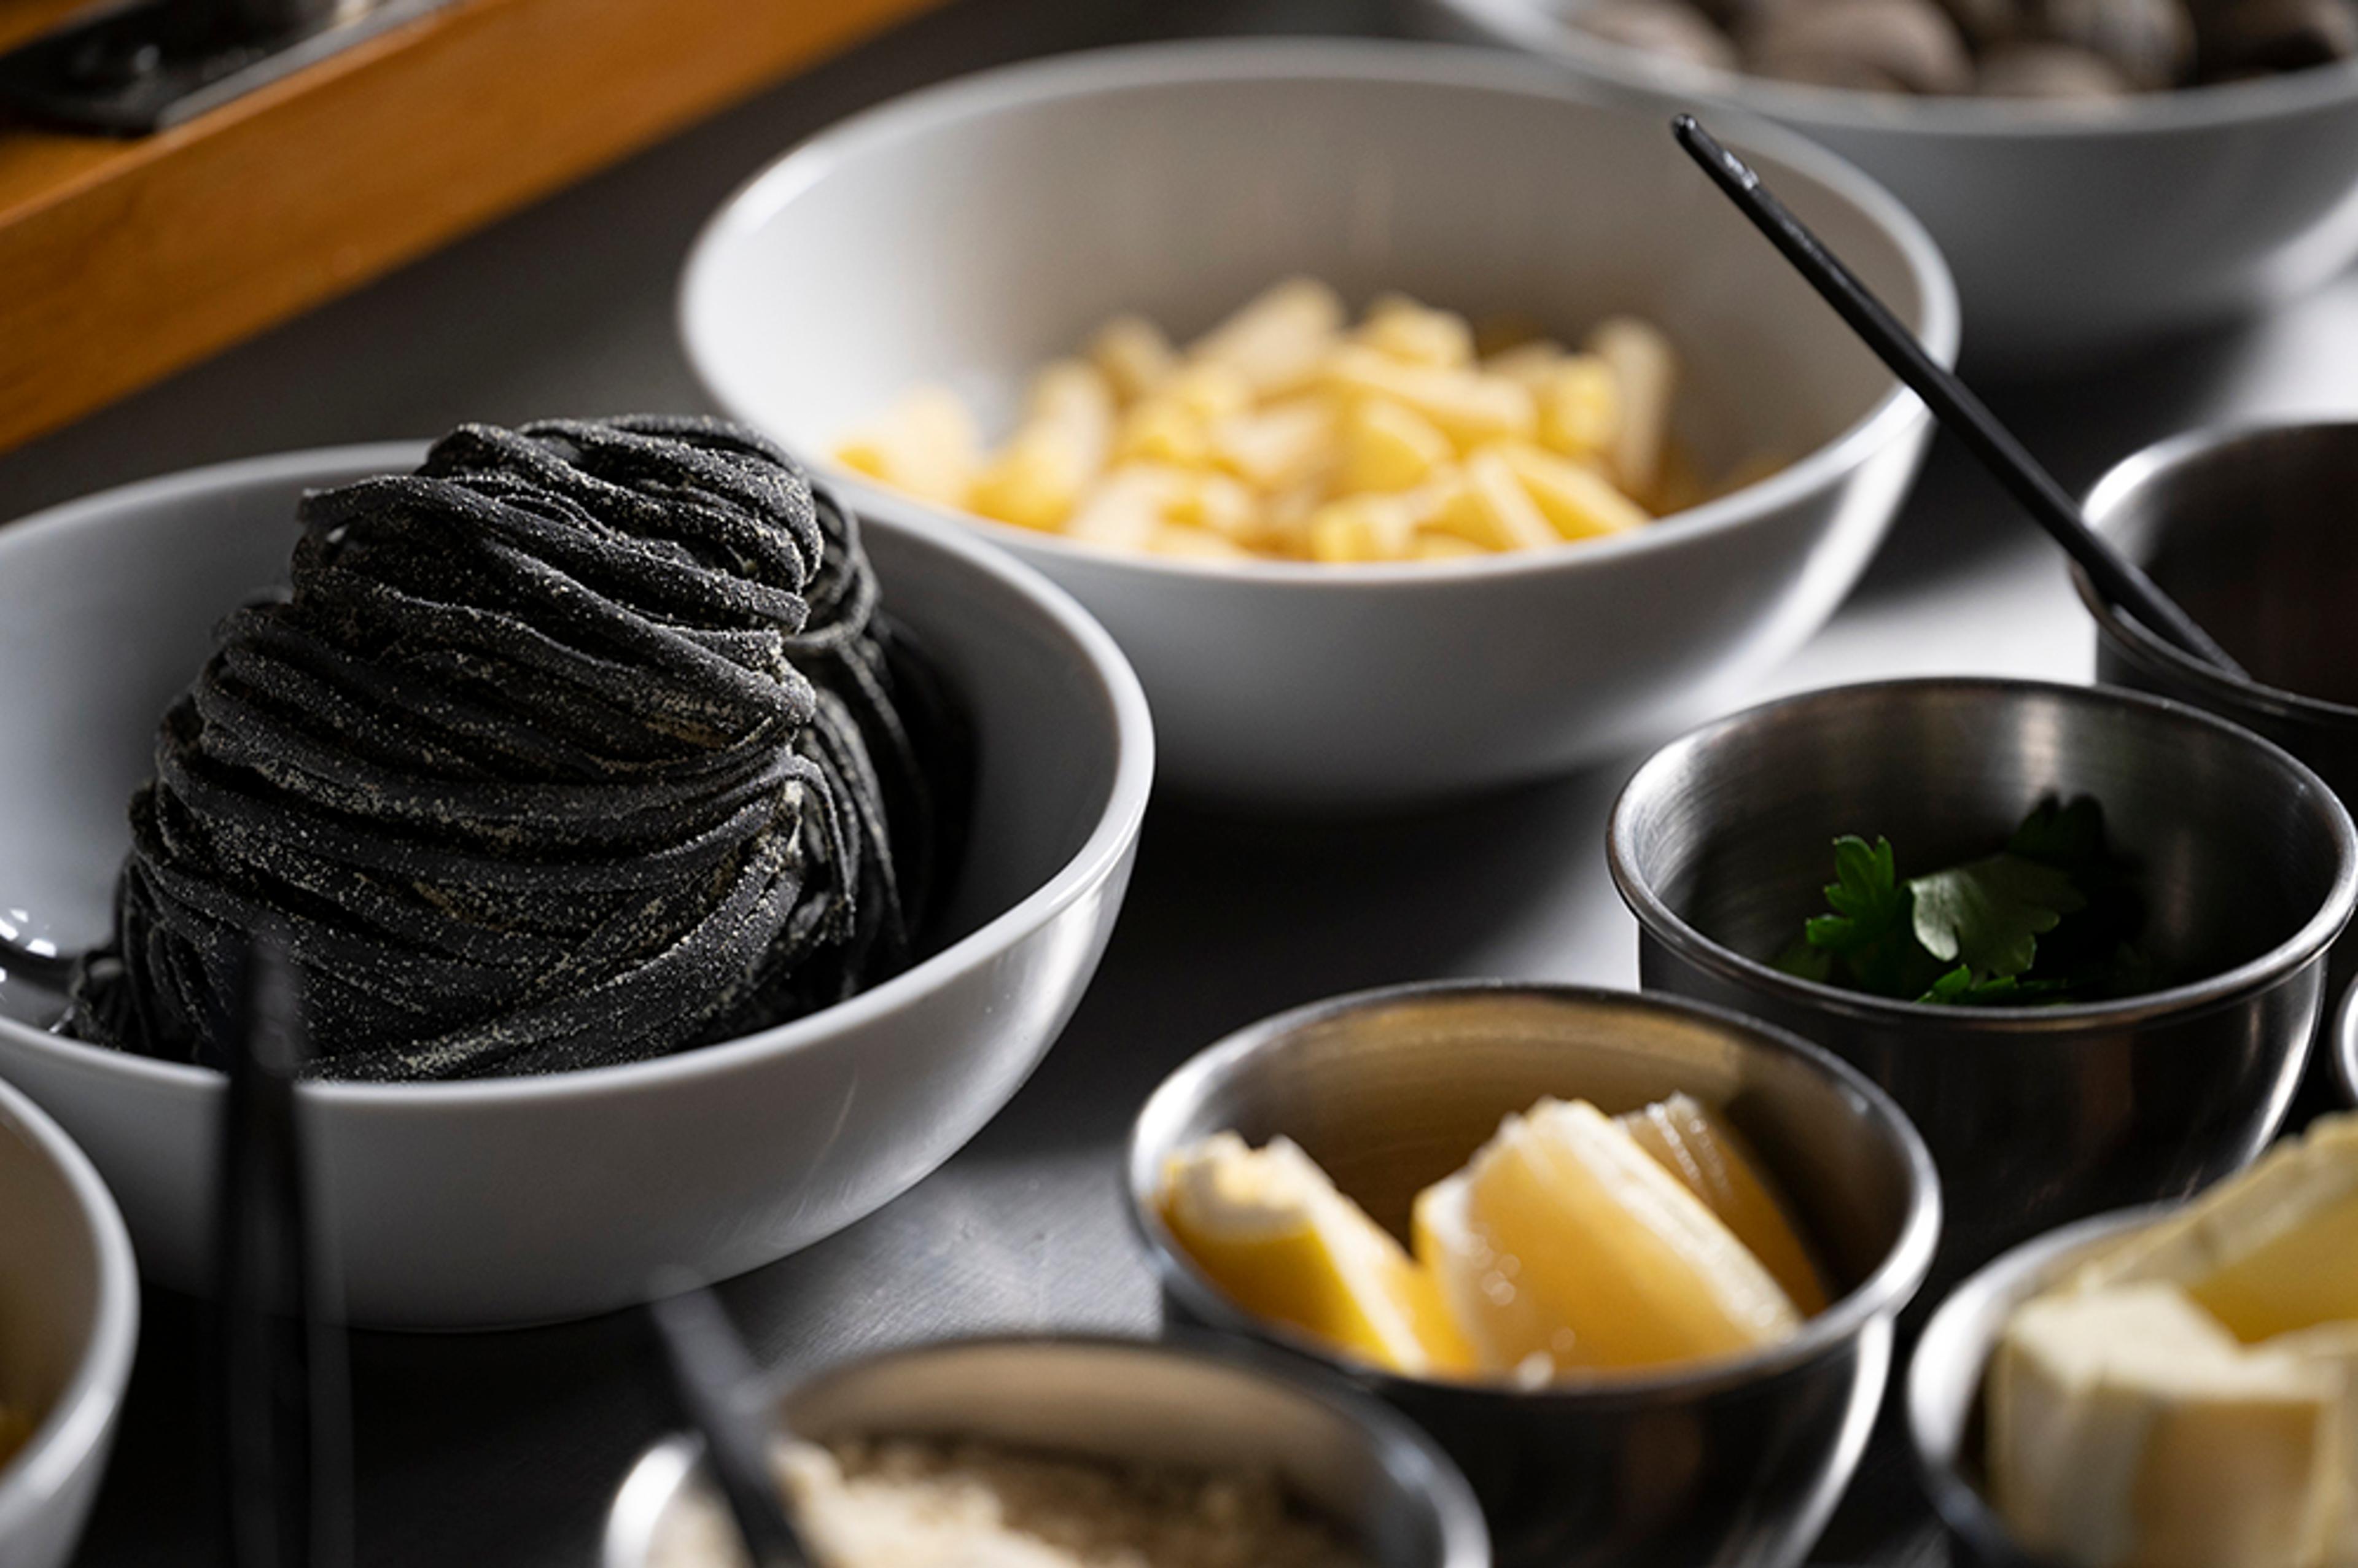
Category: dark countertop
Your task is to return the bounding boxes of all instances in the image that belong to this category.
[7,0,2355,1562]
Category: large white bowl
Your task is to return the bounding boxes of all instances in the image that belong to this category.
[0,1077,136,1568]
[680,40,1954,809]
[1424,0,2358,366]
[0,445,1152,1330]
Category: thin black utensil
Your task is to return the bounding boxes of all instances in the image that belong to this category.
[215,930,351,1568]
[1671,114,2247,680]
[648,1283,812,1567]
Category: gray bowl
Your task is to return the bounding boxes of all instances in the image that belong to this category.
[2077,419,2358,1017]
[1126,980,1940,1568]
[0,1075,139,1568]
[601,1334,1489,1568]
[1608,677,2357,1299]
[1906,1207,2160,1568]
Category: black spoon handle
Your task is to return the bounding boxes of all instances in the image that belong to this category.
[1673,115,2247,679]
[650,1286,812,1568]
[217,931,351,1568]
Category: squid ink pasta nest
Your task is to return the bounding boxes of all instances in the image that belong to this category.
[64,416,970,1082]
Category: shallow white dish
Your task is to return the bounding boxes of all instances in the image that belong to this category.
[680,39,1953,809]
[0,444,1152,1330]
[1423,0,2358,367]
[0,1076,137,1568]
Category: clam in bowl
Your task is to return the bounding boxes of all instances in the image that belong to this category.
[0,444,1152,1330]
[603,1335,1491,1568]
[1420,0,2358,367]
[680,39,1955,809]
[1609,677,2358,1298]
[1124,981,1940,1568]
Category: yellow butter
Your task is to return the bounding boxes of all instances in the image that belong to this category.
[2072,1114,2358,1344]
[1990,1283,2340,1568]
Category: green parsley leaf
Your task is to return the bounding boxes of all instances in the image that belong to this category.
[1793,836,1935,996]
[1780,796,2152,1007]
[1907,853,2086,979]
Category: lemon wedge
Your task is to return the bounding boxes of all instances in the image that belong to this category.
[1158,1133,1473,1376]
[1617,1093,1829,1314]
[1415,1098,1802,1375]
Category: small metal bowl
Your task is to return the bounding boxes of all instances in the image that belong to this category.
[2078,419,2358,1012]
[1126,981,1940,1568]
[1907,1206,2159,1568]
[1609,677,2356,1298]
[602,1333,1490,1568]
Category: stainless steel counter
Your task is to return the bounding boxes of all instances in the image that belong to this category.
[8,0,2356,1562]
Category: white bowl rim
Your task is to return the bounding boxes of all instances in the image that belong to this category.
[0,442,1156,1108]
[677,36,1959,589]
[0,1074,138,1542]
[1434,0,2358,138]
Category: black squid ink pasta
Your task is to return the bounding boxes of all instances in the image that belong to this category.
[64,416,970,1081]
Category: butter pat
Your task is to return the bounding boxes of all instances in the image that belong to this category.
[1990,1282,2340,1568]
[2072,1116,2358,1343]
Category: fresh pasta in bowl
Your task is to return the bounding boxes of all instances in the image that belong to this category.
[838,279,1780,566]
[683,41,1954,805]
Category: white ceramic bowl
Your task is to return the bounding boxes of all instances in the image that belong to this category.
[0,1077,137,1568]
[680,40,1954,809]
[0,445,1152,1330]
[1423,0,2358,367]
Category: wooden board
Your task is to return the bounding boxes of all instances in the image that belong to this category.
[0,0,944,453]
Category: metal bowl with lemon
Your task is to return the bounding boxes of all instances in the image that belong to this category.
[1125,981,1940,1568]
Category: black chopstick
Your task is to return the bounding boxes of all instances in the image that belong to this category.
[215,930,350,1568]
[649,1284,812,1568]
[1671,115,2248,680]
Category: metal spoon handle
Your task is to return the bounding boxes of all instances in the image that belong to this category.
[1673,115,2247,680]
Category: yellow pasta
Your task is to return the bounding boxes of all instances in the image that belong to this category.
[835,281,1779,565]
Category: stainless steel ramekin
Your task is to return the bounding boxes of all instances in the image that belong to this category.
[2077,418,2358,1027]
[1907,1206,2158,1568]
[603,1333,1489,1568]
[1609,677,2356,1299]
[1126,980,1940,1568]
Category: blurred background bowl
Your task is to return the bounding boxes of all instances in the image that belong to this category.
[0,446,1152,1329]
[681,39,1954,809]
[603,1335,1490,1568]
[1906,1206,2157,1568]
[1417,0,2358,368]
[1126,981,1939,1568]
[1609,677,2356,1298]
[2339,976,2358,1106]
[2077,417,2358,1027]
[0,1076,137,1568]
